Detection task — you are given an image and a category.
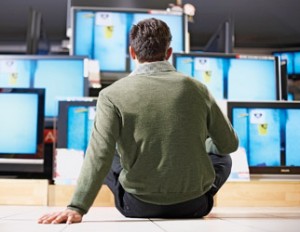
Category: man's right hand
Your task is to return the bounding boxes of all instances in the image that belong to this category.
[38,209,82,224]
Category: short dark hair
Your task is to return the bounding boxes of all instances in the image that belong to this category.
[129,18,172,63]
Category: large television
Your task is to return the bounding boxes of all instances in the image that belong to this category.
[70,6,188,82]
[0,88,50,178]
[0,55,88,123]
[228,101,300,175]
[57,98,97,153]
[173,52,280,101]
[273,51,300,80]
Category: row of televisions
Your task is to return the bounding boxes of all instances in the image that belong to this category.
[0,51,297,180]
[1,88,300,179]
[0,52,293,114]
[68,6,300,81]
[29,5,300,81]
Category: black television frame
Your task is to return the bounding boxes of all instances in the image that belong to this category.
[0,88,52,179]
[227,101,300,175]
[56,98,97,150]
[70,6,188,83]
[0,55,89,125]
[172,52,281,100]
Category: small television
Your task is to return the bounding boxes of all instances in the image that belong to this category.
[173,52,280,101]
[227,101,300,175]
[203,19,234,54]
[273,51,300,80]
[0,55,88,123]
[0,88,50,178]
[57,98,97,152]
[70,6,187,82]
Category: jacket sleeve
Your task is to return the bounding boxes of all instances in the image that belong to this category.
[67,91,120,215]
[205,92,239,155]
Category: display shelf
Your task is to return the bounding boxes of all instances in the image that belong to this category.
[0,179,48,206]
[0,179,299,207]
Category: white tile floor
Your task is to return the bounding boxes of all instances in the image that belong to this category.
[0,206,299,232]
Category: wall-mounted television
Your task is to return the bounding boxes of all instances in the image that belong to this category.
[273,51,300,80]
[0,55,88,123]
[57,98,97,153]
[70,6,188,82]
[0,88,51,178]
[227,101,300,175]
[173,52,280,100]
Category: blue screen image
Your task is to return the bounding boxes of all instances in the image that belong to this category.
[285,109,300,166]
[294,52,300,74]
[74,10,184,72]
[0,93,38,154]
[0,60,32,87]
[232,107,300,167]
[67,106,95,152]
[0,58,85,118]
[175,56,277,100]
[34,59,84,117]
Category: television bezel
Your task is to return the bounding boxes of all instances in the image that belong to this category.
[70,6,188,83]
[227,101,300,175]
[56,98,97,150]
[172,52,281,100]
[0,88,50,178]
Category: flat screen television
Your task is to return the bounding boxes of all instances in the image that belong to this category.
[273,51,300,80]
[0,55,88,123]
[70,6,187,82]
[57,98,97,153]
[203,19,234,54]
[26,7,49,55]
[0,88,50,178]
[173,52,280,100]
[227,101,300,175]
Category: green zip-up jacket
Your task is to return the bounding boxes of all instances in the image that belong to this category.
[68,61,239,215]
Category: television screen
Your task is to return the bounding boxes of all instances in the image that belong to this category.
[71,7,187,80]
[173,53,280,100]
[0,88,48,178]
[0,55,88,119]
[57,98,97,152]
[228,101,300,174]
[273,51,300,79]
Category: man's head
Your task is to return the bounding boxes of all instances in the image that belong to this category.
[129,18,173,63]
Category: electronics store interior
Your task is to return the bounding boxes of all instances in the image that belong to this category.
[0,1,299,232]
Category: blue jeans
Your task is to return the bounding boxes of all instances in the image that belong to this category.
[104,152,232,218]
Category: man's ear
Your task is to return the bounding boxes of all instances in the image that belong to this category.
[129,46,136,60]
[165,47,173,60]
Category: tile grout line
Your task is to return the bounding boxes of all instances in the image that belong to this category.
[149,219,169,232]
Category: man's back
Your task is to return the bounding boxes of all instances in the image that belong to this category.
[99,61,235,204]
